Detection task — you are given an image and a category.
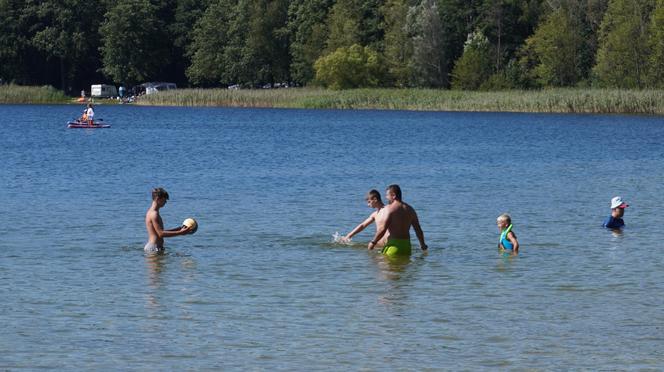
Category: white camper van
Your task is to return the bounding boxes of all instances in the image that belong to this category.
[91,84,118,98]
[141,82,177,95]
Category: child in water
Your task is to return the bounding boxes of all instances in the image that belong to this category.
[497,213,519,255]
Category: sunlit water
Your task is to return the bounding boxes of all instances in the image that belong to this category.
[1,104,663,369]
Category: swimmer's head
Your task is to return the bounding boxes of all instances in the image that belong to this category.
[497,213,511,228]
[386,184,402,202]
[152,187,169,203]
[366,189,382,207]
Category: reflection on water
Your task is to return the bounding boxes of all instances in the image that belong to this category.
[370,252,428,315]
[495,249,518,272]
[145,252,167,311]
[371,252,412,281]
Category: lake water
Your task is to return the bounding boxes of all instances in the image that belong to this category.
[1,104,663,369]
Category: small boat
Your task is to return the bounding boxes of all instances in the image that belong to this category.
[67,120,111,129]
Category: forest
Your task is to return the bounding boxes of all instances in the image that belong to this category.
[0,0,662,93]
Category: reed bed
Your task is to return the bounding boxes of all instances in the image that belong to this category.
[137,87,664,114]
[0,84,69,104]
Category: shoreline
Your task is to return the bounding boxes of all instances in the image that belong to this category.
[2,85,664,115]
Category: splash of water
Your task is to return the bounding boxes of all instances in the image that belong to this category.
[332,232,351,245]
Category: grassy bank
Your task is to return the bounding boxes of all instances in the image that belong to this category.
[136,87,664,115]
[0,84,69,104]
[2,85,663,114]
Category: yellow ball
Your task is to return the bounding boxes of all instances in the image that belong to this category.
[182,218,198,234]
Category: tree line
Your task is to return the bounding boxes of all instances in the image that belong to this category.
[0,0,662,93]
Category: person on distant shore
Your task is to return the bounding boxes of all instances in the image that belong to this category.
[85,103,94,125]
[368,184,427,257]
[497,213,519,255]
[145,187,190,253]
[341,189,388,247]
[603,196,628,229]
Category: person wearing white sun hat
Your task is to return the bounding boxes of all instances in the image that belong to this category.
[603,196,629,229]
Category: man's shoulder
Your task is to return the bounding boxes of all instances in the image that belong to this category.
[403,202,417,213]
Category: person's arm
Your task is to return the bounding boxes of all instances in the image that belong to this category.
[344,214,375,241]
[507,232,518,254]
[151,215,190,238]
[411,211,428,251]
[368,212,391,250]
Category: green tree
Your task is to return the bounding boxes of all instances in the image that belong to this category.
[325,0,385,53]
[99,0,171,85]
[314,44,385,89]
[288,0,334,85]
[525,5,586,86]
[29,0,105,92]
[438,0,484,86]
[451,31,493,89]
[221,0,252,84]
[647,0,664,87]
[0,0,27,83]
[380,0,412,86]
[240,0,291,85]
[167,0,209,86]
[593,0,655,88]
[407,0,446,87]
[187,0,235,85]
[479,0,543,71]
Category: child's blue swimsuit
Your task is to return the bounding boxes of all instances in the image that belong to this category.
[500,224,514,250]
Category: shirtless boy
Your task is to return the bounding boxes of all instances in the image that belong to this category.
[342,189,389,248]
[145,187,190,252]
[368,184,427,257]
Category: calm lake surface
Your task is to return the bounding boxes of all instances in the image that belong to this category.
[1,104,663,369]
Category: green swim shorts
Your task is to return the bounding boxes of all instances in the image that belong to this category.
[381,238,412,257]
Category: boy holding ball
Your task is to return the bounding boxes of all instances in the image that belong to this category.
[144,187,191,252]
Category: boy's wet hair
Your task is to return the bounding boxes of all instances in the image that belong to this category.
[366,189,382,203]
[152,187,169,201]
[386,184,402,201]
[497,213,511,225]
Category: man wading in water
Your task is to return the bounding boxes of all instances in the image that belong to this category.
[368,184,428,257]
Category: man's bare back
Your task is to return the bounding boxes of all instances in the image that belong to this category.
[368,185,427,252]
[382,200,418,240]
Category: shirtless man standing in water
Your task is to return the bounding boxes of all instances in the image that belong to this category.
[342,189,389,248]
[368,184,427,257]
[145,188,190,252]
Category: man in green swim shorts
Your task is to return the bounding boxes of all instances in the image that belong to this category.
[367,184,427,257]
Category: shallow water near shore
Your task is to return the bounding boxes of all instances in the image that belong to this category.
[1,104,663,369]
